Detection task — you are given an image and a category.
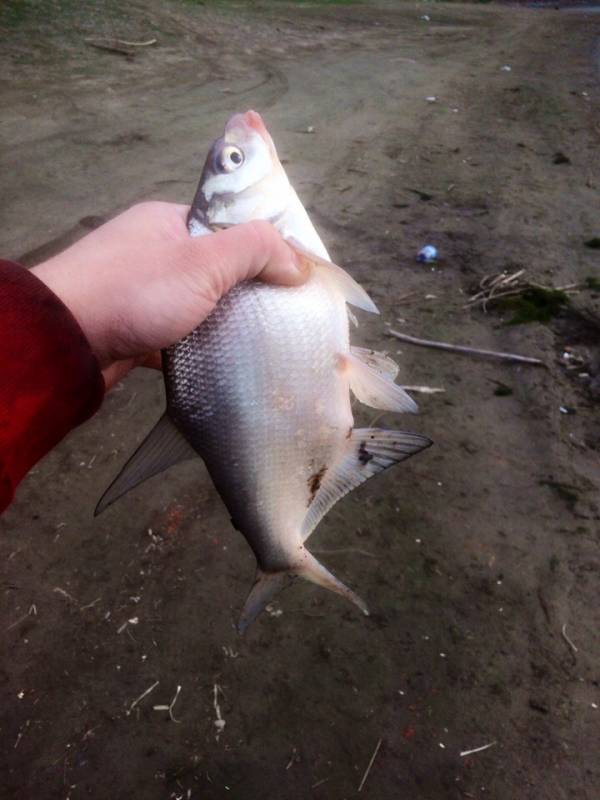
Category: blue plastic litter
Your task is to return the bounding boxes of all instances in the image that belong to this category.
[417,245,438,263]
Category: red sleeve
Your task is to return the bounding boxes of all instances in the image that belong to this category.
[0,259,105,512]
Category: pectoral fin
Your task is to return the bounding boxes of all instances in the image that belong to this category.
[285,236,379,314]
[344,352,418,413]
[95,414,197,516]
[302,428,432,541]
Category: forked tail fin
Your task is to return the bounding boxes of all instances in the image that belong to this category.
[238,548,368,634]
[238,571,294,634]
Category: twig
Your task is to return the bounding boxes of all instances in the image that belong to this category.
[358,738,382,793]
[388,330,546,367]
[402,385,445,394]
[79,597,101,611]
[126,680,159,716]
[213,683,226,739]
[460,741,497,757]
[531,281,578,292]
[15,720,32,750]
[561,623,578,654]
[120,38,156,47]
[395,291,419,304]
[53,587,78,603]
[117,616,139,634]
[85,37,157,47]
[467,269,579,313]
[311,777,331,789]
[85,41,133,57]
[6,604,37,631]
[168,685,182,723]
[312,548,378,558]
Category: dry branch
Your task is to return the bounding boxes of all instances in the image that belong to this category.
[467,268,578,312]
[358,738,382,793]
[388,329,546,367]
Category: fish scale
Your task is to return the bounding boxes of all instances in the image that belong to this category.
[96,110,432,631]
[165,277,351,567]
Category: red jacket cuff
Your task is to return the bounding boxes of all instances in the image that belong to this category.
[0,259,105,512]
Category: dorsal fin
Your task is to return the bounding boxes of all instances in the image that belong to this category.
[302,428,432,541]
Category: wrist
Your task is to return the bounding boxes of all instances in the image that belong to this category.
[32,255,113,368]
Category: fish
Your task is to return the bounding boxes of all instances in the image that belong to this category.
[96,110,432,631]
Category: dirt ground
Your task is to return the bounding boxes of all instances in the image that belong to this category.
[1,1,599,798]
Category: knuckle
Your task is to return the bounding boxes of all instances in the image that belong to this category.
[244,219,277,257]
[128,200,155,216]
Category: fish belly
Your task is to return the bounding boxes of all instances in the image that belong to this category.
[163,276,352,570]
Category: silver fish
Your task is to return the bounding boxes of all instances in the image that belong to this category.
[97,111,431,631]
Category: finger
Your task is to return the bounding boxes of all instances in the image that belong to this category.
[139,352,162,371]
[170,204,192,224]
[183,219,309,299]
[101,358,136,391]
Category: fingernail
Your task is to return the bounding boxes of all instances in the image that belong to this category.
[290,247,309,274]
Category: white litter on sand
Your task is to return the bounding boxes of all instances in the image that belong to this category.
[213,683,226,739]
[126,680,159,716]
[460,741,497,758]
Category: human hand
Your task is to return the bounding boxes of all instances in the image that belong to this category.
[32,202,308,389]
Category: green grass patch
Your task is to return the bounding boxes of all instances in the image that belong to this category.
[0,0,39,27]
[498,286,569,325]
[584,276,600,291]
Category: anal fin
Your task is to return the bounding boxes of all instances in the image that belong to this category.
[345,351,418,413]
[302,428,432,541]
[95,414,197,516]
[350,346,399,381]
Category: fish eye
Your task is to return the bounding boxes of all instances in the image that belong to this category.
[218,145,245,173]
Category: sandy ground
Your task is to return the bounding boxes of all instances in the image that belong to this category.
[1,2,600,798]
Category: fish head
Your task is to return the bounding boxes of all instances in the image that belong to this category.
[189,110,290,229]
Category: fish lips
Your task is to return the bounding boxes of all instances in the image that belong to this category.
[226,110,273,149]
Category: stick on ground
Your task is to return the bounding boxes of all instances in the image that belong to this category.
[561,623,578,654]
[85,41,134,57]
[402,385,446,394]
[460,741,497,758]
[84,37,157,50]
[126,680,159,716]
[358,738,382,793]
[388,330,546,367]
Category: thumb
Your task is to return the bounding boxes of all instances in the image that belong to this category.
[181,219,310,302]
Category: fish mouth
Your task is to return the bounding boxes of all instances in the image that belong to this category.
[226,109,270,142]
